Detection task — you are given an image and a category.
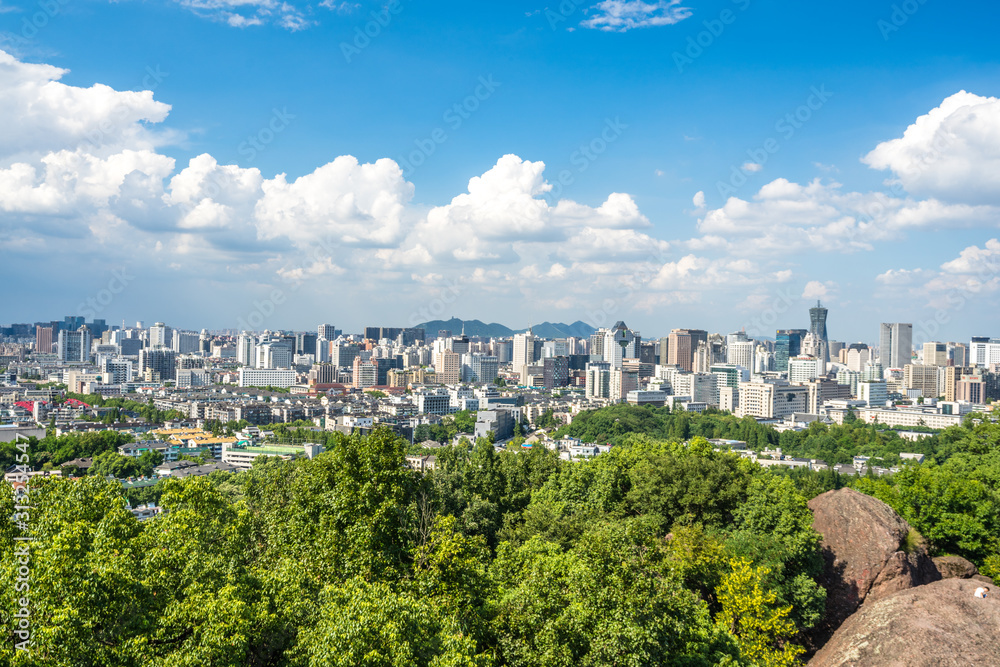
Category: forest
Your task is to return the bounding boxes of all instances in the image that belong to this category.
[1,404,997,665]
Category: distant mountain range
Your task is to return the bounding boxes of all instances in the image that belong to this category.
[413,317,596,340]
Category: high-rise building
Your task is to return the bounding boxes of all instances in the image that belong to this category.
[140,348,177,381]
[466,354,499,384]
[922,342,947,367]
[585,362,611,399]
[589,330,607,361]
[846,343,870,373]
[237,333,256,366]
[668,329,708,372]
[332,342,360,368]
[657,336,669,366]
[35,326,53,354]
[603,322,638,369]
[969,337,1000,367]
[775,329,807,372]
[434,350,461,384]
[879,323,913,369]
[726,340,754,370]
[949,342,968,367]
[809,301,829,363]
[318,324,336,340]
[903,364,938,398]
[57,327,92,363]
[149,322,172,349]
[512,331,538,374]
[296,332,318,356]
[172,331,200,355]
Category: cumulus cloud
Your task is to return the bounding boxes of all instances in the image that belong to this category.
[802,280,833,299]
[0,51,172,158]
[693,177,1000,256]
[581,0,692,32]
[862,91,1000,205]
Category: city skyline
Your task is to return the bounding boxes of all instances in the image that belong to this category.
[2,1,999,340]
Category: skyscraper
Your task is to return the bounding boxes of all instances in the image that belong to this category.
[879,323,913,369]
[35,326,54,354]
[668,329,707,372]
[512,330,537,374]
[775,329,807,372]
[318,324,336,340]
[809,301,829,363]
[57,327,92,363]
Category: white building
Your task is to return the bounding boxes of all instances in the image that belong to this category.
[238,367,296,388]
[737,382,808,419]
[856,380,888,408]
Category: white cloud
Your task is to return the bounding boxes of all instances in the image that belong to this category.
[255,155,412,248]
[171,0,312,31]
[862,91,1000,205]
[802,280,833,299]
[693,177,1000,256]
[0,50,172,159]
[741,161,763,173]
[939,238,1000,275]
[581,0,692,32]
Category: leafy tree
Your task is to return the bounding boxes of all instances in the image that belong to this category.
[715,558,804,666]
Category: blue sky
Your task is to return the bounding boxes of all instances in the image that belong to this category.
[1,0,999,344]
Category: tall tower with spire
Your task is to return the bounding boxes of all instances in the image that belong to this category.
[809,300,829,363]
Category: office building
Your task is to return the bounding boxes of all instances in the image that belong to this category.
[809,301,829,362]
[737,381,808,419]
[879,323,913,369]
[58,327,92,363]
[512,330,538,374]
[775,329,807,372]
[318,324,336,340]
[35,326,54,354]
[922,341,947,367]
[970,337,1000,367]
[237,367,296,388]
[149,322,172,349]
[903,364,939,398]
[139,348,177,381]
[668,329,708,372]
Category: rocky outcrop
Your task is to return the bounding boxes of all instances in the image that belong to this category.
[808,488,939,636]
[932,555,978,579]
[809,577,1000,666]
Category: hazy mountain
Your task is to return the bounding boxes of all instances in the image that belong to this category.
[413,318,596,339]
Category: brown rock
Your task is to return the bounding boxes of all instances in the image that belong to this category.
[807,488,938,637]
[933,555,978,579]
[809,578,1000,667]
